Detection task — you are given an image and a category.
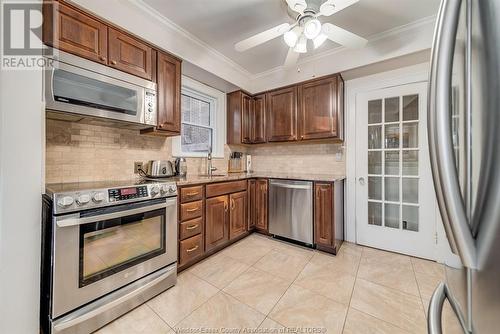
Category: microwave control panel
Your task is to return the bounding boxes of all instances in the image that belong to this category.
[144,90,157,125]
[109,186,148,202]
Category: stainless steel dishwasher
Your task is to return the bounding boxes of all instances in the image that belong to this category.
[268,179,313,245]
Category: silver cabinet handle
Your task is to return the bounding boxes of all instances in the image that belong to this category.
[428,282,468,334]
[270,182,312,190]
[358,177,365,185]
[428,0,476,268]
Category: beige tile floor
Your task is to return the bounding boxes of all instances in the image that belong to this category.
[95,234,460,334]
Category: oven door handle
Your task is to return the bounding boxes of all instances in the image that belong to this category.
[56,198,176,228]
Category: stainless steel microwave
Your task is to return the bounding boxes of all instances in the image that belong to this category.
[44,49,157,129]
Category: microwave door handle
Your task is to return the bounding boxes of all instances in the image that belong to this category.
[56,198,176,227]
[428,0,476,268]
[428,282,469,334]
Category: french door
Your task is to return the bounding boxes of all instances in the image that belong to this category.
[355,82,436,259]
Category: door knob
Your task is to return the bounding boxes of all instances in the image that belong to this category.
[358,177,366,185]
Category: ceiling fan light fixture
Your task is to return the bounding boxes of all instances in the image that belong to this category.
[313,33,328,49]
[304,18,322,39]
[294,35,307,53]
[283,29,298,48]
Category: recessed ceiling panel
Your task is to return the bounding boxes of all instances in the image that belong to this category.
[142,0,439,74]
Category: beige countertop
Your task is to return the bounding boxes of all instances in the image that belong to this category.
[173,172,346,186]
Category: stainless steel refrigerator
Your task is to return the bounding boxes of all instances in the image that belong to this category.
[428,0,500,333]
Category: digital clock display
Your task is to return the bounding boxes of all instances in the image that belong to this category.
[120,187,137,196]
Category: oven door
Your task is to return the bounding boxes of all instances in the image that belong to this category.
[51,197,177,318]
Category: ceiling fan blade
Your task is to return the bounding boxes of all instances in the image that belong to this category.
[235,23,291,52]
[286,0,307,14]
[319,0,359,17]
[284,48,300,68]
[322,23,367,48]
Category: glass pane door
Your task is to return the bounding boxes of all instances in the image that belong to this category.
[367,94,420,232]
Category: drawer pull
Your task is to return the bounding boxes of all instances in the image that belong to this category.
[186,224,199,230]
[186,207,199,213]
[185,192,199,197]
[186,245,199,253]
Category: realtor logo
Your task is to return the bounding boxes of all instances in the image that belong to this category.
[1,1,54,69]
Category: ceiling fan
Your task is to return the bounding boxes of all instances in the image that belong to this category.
[234,0,367,68]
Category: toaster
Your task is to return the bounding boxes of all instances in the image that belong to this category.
[144,160,175,177]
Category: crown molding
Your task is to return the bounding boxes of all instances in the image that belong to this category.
[131,0,253,79]
[251,14,437,79]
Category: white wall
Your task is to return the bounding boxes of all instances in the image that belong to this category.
[0,32,44,334]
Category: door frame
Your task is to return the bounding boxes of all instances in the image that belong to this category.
[345,63,450,262]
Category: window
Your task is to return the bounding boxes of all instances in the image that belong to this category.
[172,76,226,158]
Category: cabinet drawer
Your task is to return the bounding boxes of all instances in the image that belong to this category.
[180,185,204,203]
[179,217,203,240]
[180,200,203,221]
[179,234,203,265]
[206,180,247,198]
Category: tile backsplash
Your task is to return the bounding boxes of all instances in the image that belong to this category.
[45,119,345,184]
[247,141,345,175]
[45,120,172,184]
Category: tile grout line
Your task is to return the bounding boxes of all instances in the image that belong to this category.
[410,257,430,317]
[340,244,364,334]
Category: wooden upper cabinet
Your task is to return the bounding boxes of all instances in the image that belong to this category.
[229,191,247,240]
[108,28,154,80]
[255,179,268,232]
[298,75,344,141]
[205,195,229,251]
[227,91,243,145]
[43,2,107,64]
[241,94,253,144]
[156,51,181,133]
[314,183,334,247]
[252,94,266,143]
[266,86,297,142]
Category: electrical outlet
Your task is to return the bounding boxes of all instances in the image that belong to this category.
[134,162,143,174]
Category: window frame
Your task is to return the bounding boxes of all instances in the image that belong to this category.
[172,76,226,158]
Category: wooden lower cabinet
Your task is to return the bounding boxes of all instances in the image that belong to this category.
[179,234,203,266]
[205,195,229,251]
[314,181,344,254]
[255,179,268,232]
[229,191,247,239]
[248,180,256,230]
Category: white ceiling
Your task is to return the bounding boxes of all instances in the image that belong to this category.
[141,0,439,75]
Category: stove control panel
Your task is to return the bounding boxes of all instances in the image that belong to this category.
[108,186,148,202]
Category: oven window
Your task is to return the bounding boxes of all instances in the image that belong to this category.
[79,209,165,287]
[53,69,138,115]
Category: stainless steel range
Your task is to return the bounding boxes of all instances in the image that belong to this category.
[41,179,178,334]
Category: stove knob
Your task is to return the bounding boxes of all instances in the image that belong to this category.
[159,185,168,194]
[76,194,91,206]
[57,196,74,208]
[92,192,106,203]
[150,186,160,197]
[168,185,176,193]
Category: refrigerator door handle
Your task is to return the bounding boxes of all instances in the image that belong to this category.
[428,282,469,334]
[428,0,476,268]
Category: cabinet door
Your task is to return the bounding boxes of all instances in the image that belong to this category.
[43,2,107,64]
[205,195,229,251]
[241,93,253,144]
[266,87,297,142]
[255,179,268,231]
[108,28,154,80]
[229,191,247,239]
[252,94,266,143]
[298,75,342,140]
[248,180,256,230]
[156,52,181,133]
[314,183,334,247]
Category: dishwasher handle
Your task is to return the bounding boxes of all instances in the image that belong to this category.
[270,182,312,190]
